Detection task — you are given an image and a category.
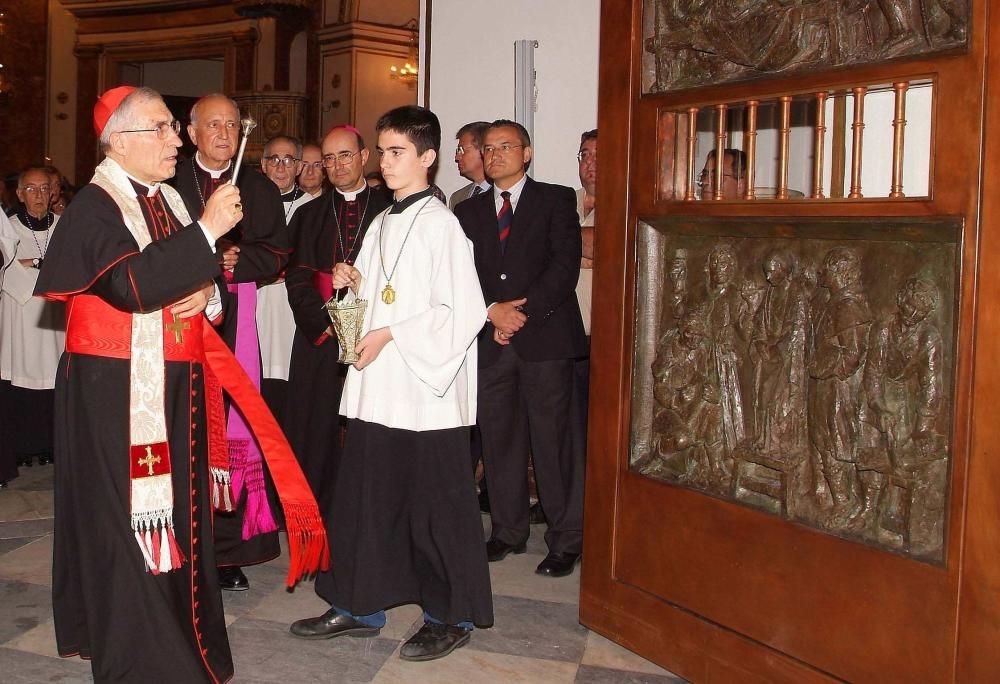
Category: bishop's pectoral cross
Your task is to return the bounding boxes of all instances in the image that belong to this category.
[137,445,161,477]
[165,315,190,344]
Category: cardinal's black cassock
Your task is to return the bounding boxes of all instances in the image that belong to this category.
[36,158,327,682]
[36,159,234,682]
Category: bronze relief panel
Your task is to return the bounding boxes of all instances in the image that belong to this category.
[629,218,958,562]
[642,0,969,93]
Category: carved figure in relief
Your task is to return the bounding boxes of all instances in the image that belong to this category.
[749,250,810,455]
[703,244,751,487]
[650,305,723,487]
[645,0,969,92]
[857,278,947,555]
[667,248,689,322]
[807,247,872,524]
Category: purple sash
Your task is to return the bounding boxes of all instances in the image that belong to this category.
[227,281,278,539]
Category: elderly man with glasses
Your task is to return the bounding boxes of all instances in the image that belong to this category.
[282,124,391,499]
[33,85,325,683]
[171,93,290,594]
[0,166,66,477]
[256,135,316,442]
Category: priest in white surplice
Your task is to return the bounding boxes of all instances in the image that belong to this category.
[0,167,65,471]
[257,134,315,426]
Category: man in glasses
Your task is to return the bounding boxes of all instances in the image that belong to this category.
[35,85,244,682]
[263,135,311,213]
[450,121,491,210]
[34,85,325,683]
[0,167,65,475]
[699,147,748,200]
[455,119,587,578]
[282,124,390,499]
[171,93,289,593]
[257,135,314,438]
[298,143,326,198]
[568,128,598,524]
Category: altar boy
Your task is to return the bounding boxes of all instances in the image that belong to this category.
[289,105,493,661]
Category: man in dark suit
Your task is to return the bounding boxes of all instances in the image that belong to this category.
[455,119,587,578]
[449,121,491,210]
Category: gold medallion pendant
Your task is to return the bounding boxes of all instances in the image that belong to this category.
[381,283,396,305]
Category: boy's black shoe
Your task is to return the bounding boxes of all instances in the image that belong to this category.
[399,622,470,661]
[289,609,382,639]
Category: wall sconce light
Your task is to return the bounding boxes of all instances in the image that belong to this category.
[389,19,419,88]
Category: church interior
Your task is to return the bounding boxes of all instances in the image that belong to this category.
[2,0,1000,682]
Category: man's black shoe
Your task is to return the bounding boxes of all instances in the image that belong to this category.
[218,566,250,591]
[535,552,581,577]
[16,455,32,468]
[485,538,527,562]
[399,622,470,662]
[528,502,546,525]
[289,609,382,640]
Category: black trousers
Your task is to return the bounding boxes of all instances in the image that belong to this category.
[478,345,584,555]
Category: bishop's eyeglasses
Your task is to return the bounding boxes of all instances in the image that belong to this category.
[118,120,182,140]
[322,151,362,167]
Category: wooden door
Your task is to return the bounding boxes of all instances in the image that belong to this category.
[582,1,1000,680]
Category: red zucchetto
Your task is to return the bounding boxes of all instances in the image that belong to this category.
[93,85,138,137]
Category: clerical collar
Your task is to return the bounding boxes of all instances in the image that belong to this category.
[336,182,368,202]
[280,186,300,202]
[390,186,434,214]
[17,209,53,231]
[126,176,159,198]
[195,152,232,179]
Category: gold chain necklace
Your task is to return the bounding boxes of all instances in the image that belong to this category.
[377,197,432,305]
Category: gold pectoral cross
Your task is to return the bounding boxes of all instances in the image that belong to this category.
[137,445,161,477]
[165,315,190,344]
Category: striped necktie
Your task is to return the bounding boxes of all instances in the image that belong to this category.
[497,190,512,254]
[472,185,483,196]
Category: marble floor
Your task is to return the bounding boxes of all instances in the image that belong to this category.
[0,465,683,683]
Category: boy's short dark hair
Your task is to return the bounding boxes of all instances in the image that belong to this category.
[375,105,441,156]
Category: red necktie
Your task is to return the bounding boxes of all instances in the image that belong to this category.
[497,191,512,255]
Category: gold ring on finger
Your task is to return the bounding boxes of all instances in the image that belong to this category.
[234,202,243,212]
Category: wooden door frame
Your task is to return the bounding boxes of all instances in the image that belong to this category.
[581,1,1000,680]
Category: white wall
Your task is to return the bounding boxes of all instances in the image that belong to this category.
[422,0,600,196]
